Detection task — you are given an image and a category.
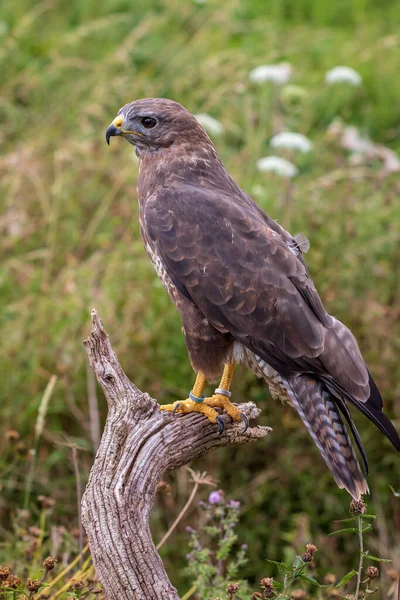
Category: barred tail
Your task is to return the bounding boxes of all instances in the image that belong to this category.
[287,375,369,500]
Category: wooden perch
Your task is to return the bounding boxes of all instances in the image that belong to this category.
[81,309,271,600]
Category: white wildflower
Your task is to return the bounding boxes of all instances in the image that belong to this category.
[256,156,298,178]
[249,63,292,85]
[270,132,313,153]
[194,114,224,136]
[325,66,362,86]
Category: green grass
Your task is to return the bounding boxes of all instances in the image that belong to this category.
[1,0,400,596]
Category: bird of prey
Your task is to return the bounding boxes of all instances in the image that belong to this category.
[106,98,399,499]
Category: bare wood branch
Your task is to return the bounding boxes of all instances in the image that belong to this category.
[86,360,101,451]
[81,309,271,600]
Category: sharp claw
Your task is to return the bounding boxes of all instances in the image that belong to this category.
[216,415,225,435]
[173,403,181,416]
[241,413,249,433]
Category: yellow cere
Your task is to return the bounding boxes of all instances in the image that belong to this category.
[112,115,123,128]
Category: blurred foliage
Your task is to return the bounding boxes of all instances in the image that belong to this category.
[0,0,400,598]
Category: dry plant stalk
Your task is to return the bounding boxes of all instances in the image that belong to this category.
[81,309,270,600]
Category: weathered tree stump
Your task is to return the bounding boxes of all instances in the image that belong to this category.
[81,310,271,600]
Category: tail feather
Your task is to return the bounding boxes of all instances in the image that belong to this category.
[287,376,369,500]
[334,396,369,475]
[322,374,400,452]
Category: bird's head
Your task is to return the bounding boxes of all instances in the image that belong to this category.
[105,98,210,154]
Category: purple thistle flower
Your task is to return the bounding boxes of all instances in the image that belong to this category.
[208,490,223,504]
[228,500,241,509]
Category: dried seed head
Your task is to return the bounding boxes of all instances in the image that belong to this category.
[26,578,41,593]
[349,499,367,515]
[226,583,240,598]
[366,566,379,580]
[70,578,84,591]
[260,578,274,589]
[156,480,171,495]
[28,527,41,538]
[301,553,312,562]
[301,542,318,562]
[16,509,30,522]
[260,578,275,598]
[252,594,263,600]
[0,566,10,580]
[6,430,20,441]
[43,556,57,571]
[305,543,318,555]
[4,574,21,589]
[37,495,55,509]
[324,573,336,585]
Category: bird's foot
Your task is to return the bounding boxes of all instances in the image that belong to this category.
[160,399,225,433]
[204,393,249,433]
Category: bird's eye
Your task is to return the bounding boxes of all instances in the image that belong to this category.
[141,117,157,129]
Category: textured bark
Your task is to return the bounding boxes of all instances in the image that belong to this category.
[81,309,271,600]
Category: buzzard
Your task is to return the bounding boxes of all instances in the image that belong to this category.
[106,98,399,499]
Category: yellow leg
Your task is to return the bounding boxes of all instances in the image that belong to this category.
[203,363,243,423]
[192,371,207,398]
[160,372,223,429]
[160,365,248,434]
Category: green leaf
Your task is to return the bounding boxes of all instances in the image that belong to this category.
[292,555,305,569]
[265,559,292,575]
[329,527,360,536]
[272,581,285,591]
[389,485,400,497]
[334,517,358,523]
[362,524,373,533]
[365,555,392,563]
[362,514,377,520]
[297,573,326,587]
[335,570,357,587]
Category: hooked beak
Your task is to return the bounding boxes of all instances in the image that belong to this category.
[105,115,123,145]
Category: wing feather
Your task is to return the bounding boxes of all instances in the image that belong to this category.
[144,183,398,454]
[145,185,332,367]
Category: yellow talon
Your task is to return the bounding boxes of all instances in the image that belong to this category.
[160,371,219,423]
[160,399,219,423]
[203,394,242,422]
[159,364,247,435]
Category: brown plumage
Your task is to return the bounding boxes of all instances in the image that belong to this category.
[106,98,400,499]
